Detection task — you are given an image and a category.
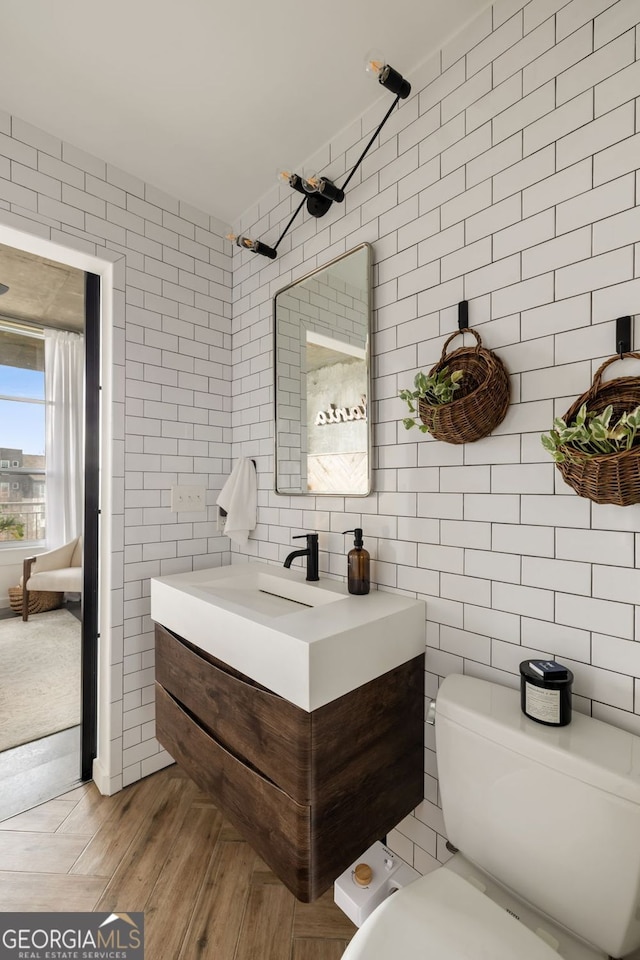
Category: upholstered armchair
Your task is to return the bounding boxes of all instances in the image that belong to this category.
[21,536,83,622]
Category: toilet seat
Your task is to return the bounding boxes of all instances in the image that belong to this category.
[341,867,586,960]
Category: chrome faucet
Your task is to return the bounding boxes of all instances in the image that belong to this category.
[283,533,319,581]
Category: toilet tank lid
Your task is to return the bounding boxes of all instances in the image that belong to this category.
[437,675,640,805]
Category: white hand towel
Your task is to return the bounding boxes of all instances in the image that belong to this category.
[216,458,257,546]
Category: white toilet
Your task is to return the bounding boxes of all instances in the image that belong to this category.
[343,674,640,960]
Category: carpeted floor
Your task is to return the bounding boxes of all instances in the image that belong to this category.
[0,608,81,753]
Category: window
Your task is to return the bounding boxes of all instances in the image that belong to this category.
[0,322,46,544]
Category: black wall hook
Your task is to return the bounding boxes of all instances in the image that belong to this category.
[458,300,469,330]
[616,316,632,358]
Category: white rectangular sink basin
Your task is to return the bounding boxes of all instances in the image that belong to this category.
[200,571,344,617]
[151,562,425,712]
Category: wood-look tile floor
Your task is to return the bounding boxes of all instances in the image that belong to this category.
[0,764,356,959]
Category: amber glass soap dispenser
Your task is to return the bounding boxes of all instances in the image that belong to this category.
[343,528,370,595]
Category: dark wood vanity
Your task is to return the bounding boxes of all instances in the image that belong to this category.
[154,622,424,901]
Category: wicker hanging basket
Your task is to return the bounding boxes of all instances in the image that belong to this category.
[7,586,63,616]
[418,328,510,444]
[555,352,640,506]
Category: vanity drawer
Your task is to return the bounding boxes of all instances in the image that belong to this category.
[155,624,311,802]
[155,682,312,899]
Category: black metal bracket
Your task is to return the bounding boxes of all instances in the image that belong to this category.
[306,192,333,219]
[458,300,469,330]
[616,316,632,358]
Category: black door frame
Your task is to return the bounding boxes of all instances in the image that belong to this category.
[81,272,100,781]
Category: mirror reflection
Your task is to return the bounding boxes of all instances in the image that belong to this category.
[274,243,371,496]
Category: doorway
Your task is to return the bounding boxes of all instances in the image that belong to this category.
[0,244,100,820]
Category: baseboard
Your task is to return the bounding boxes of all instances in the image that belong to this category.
[92,756,116,796]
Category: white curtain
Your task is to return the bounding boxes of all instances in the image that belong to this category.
[44,329,84,548]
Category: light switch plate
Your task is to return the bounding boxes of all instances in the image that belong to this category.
[171,484,206,512]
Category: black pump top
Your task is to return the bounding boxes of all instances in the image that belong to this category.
[343,528,364,548]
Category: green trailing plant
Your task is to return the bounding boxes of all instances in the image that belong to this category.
[541,403,640,463]
[399,367,464,432]
[0,514,25,540]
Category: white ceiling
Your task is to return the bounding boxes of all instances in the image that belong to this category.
[1,0,487,225]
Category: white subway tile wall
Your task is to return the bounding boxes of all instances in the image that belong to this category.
[0,122,233,792]
[228,0,640,872]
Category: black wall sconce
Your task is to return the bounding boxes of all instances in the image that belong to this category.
[227,54,411,261]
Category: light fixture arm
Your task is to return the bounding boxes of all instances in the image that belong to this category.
[273,195,307,253]
[340,93,401,193]
[268,93,401,253]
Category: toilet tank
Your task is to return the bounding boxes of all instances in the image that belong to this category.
[436,674,640,959]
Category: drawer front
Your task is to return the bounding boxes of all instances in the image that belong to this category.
[156,683,313,900]
[155,623,311,802]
